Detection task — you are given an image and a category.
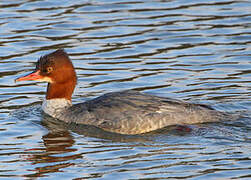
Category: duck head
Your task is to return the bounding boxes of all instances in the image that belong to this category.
[16,49,77,101]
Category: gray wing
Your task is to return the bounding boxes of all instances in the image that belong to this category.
[64,90,229,134]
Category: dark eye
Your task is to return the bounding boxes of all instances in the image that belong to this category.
[47,67,53,73]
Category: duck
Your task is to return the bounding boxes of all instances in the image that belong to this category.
[15,49,229,134]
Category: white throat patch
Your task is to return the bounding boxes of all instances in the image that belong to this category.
[42,98,72,118]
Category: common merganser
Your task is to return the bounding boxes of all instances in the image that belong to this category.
[16,49,229,134]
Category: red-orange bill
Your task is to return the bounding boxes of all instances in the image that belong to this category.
[15,70,42,82]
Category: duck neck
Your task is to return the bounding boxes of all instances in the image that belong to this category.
[46,80,76,101]
[43,80,76,118]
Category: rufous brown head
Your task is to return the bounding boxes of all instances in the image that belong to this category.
[16,49,77,100]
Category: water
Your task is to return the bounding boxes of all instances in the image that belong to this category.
[0,0,251,179]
